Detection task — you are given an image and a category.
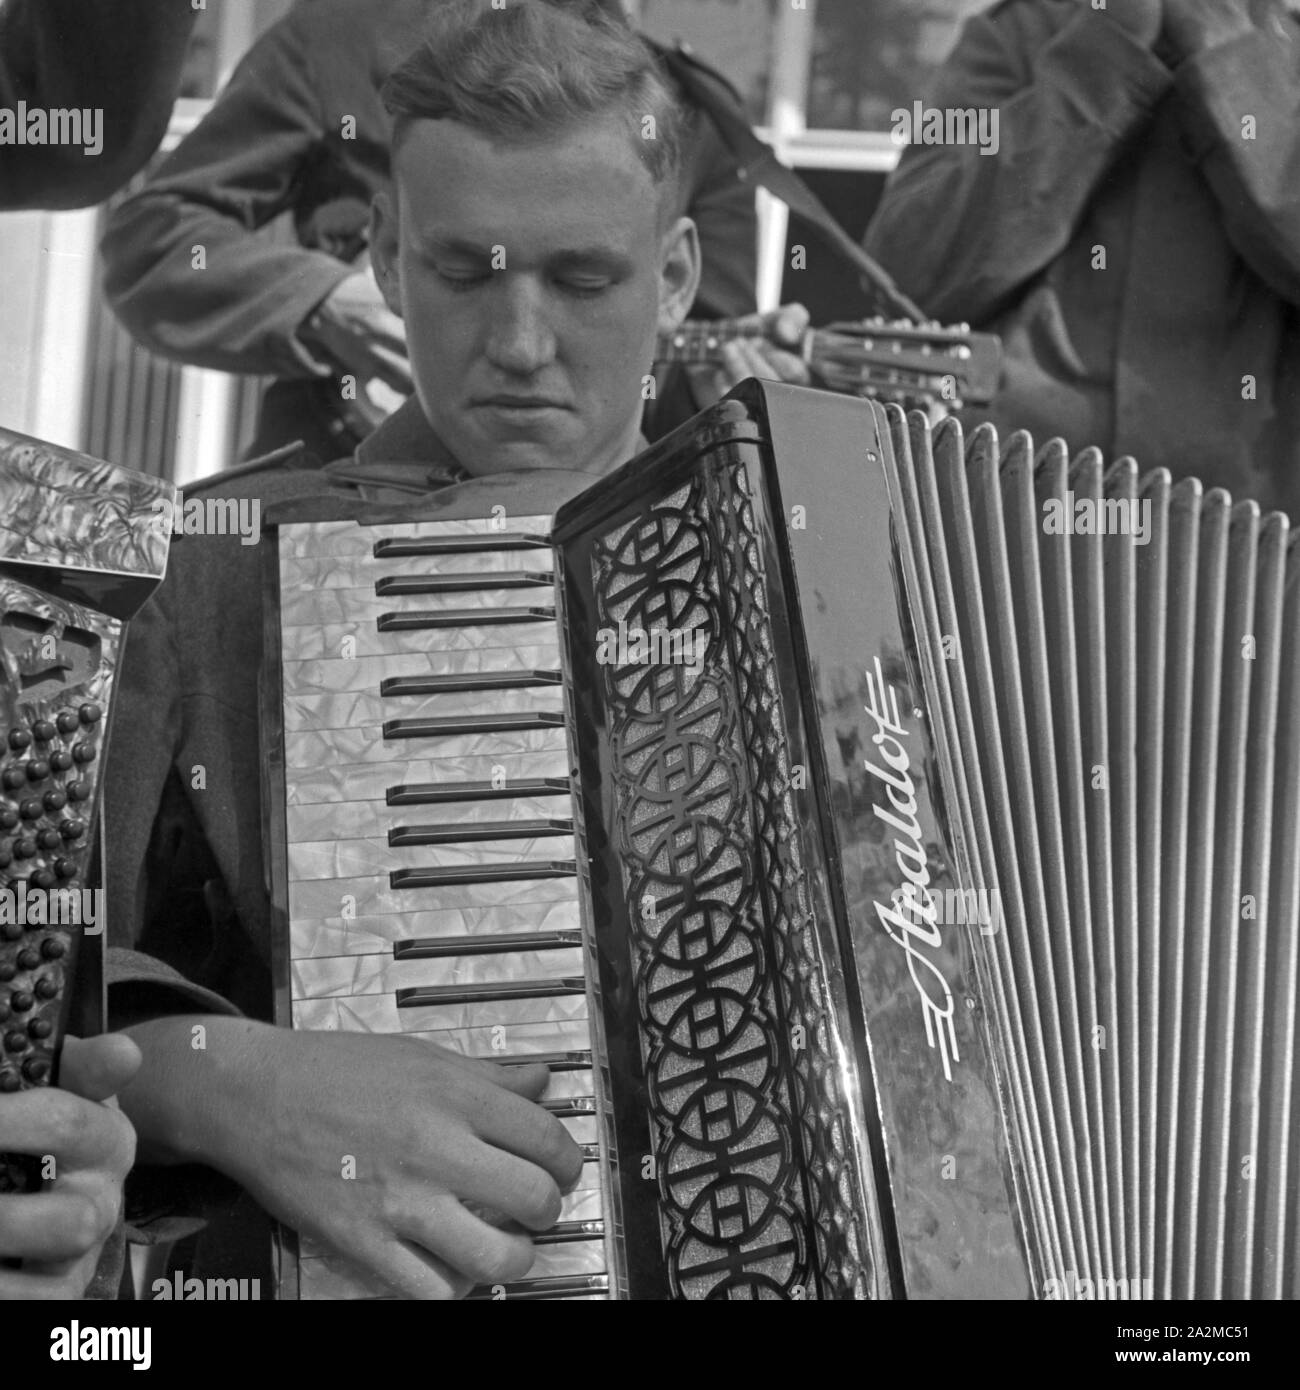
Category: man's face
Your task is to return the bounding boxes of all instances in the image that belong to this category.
[372,115,699,476]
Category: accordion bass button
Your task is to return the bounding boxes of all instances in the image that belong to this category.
[16,950,38,971]
[30,721,55,743]
[29,870,55,890]
[6,729,30,751]
[2,769,24,791]
[43,792,66,812]
[21,1058,49,1084]
[33,979,57,1002]
[0,1071,17,1092]
[65,781,89,803]
[25,761,49,782]
[0,810,15,830]
[70,744,95,766]
[9,993,33,1014]
[49,752,72,773]
[4,1032,28,1053]
[27,1018,52,1040]
[19,800,41,821]
[0,923,20,943]
[55,713,77,736]
[40,939,66,961]
[78,705,101,726]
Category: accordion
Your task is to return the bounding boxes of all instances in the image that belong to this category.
[263,381,1299,1299]
[0,429,174,1193]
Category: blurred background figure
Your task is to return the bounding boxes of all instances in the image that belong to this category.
[100,0,763,459]
[864,0,1300,517]
[0,0,196,209]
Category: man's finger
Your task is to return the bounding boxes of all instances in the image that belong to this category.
[0,1087,135,1171]
[0,1188,115,1262]
[59,1034,141,1103]
[398,1195,537,1288]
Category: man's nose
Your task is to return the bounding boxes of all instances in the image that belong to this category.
[484,280,557,375]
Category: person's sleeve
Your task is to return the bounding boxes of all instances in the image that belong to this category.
[863,2,1174,325]
[682,113,758,317]
[99,11,353,379]
[105,560,241,1029]
[0,0,197,210]
[1168,25,1300,307]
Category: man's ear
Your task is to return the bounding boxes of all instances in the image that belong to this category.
[369,190,404,319]
[657,215,702,335]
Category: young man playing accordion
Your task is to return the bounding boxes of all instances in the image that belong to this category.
[103,0,806,1299]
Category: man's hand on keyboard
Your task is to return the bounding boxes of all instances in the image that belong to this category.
[122,1017,582,1299]
[0,1034,140,1299]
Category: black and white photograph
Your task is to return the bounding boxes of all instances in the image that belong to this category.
[0,0,1296,1354]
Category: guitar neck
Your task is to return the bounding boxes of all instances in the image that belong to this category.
[654,320,802,364]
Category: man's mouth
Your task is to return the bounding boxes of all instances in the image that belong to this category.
[476,395,569,411]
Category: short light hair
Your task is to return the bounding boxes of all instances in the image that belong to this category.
[381,0,688,188]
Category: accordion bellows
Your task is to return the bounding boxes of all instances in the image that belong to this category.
[883,404,1300,1300]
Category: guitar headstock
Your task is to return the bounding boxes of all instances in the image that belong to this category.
[809,318,1002,410]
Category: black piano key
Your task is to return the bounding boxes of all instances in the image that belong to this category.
[383,711,565,739]
[492,1050,593,1072]
[375,572,553,596]
[541,1096,597,1118]
[377,606,555,631]
[396,976,586,1007]
[386,777,571,806]
[379,670,562,696]
[388,817,573,846]
[374,533,550,558]
[534,1220,606,1246]
[394,930,582,959]
[391,861,576,890]
[465,1275,609,1301]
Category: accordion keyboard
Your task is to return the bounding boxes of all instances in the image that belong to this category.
[274,516,609,1300]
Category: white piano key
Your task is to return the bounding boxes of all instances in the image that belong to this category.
[283,684,563,734]
[288,835,577,883]
[282,646,561,697]
[279,516,552,561]
[287,796,573,846]
[291,947,585,1001]
[286,722,567,768]
[288,870,579,920]
[388,1018,593,1058]
[281,549,553,590]
[527,1240,608,1279]
[280,583,555,631]
[292,988,589,1034]
[282,618,560,662]
[557,1115,597,1147]
[286,750,572,806]
[288,901,583,959]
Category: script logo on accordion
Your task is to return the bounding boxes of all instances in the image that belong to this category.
[862,657,960,1081]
